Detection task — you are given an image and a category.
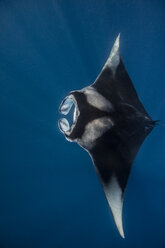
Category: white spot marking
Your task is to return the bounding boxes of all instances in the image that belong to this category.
[82,86,113,112]
[104,176,125,238]
[78,117,113,149]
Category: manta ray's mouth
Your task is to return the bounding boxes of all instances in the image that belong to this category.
[58,95,79,134]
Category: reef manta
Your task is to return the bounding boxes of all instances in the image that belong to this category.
[58,34,154,238]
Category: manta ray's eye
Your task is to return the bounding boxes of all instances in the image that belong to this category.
[59,96,78,134]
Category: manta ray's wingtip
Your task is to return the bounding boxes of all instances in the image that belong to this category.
[111,33,120,56]
[109,201,125,238]
[103,176,125,238]
[112,202,125,239]
[118,222,125,239]
[103,33,121,72]
[113,209,125,238]
[116,33,120,44]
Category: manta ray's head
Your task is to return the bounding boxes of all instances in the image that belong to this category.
[58,87,114,149]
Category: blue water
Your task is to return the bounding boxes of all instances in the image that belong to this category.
[1,1,165,247]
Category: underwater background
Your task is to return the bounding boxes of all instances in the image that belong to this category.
[0,0,165,247]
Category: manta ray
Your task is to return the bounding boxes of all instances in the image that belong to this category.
[58,34,155,238]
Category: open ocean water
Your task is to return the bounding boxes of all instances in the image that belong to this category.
[0,1,165,247]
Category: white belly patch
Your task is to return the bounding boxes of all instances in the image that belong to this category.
[82,86,113,112]
[78,117,114,149]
